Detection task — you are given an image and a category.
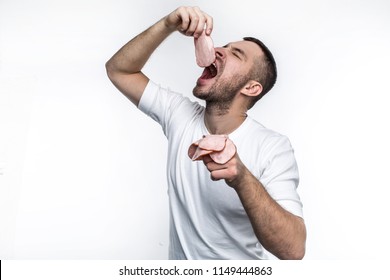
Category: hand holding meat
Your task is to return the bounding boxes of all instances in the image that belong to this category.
[188,135,247,187]
[164,6,213,38]
[163,7,215,67]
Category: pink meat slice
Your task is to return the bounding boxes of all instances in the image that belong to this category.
[187,143,198,159]
[194,30,216,67]
[188,135,236,164]
[210,138,236,164]
[191,147,213,161]
[187,138,202,159]
[198,134,227,151]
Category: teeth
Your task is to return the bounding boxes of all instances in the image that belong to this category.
[204,63,217,79]
[213,63,218,76]
[211,63,217,76]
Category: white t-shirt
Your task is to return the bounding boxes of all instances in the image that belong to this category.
[138,80,303,260]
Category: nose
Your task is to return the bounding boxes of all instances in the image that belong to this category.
[214,47,226,59]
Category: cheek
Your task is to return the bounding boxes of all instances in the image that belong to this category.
[223,62,248,78]
[220,67,248,85]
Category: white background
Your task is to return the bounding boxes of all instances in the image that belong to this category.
[1,0,390,259]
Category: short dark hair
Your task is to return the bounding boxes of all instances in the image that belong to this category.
[243,37,277,109]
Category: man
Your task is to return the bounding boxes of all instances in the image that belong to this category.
[106,6,306,260]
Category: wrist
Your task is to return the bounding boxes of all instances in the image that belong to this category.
[228,167,253,191]
[161,15,178,33]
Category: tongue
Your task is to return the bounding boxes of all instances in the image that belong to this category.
[194,30,216,67]
[200,67,213,80]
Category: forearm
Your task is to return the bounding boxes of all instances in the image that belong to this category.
[106,17,174,75]
[233,170,306,260]
[105,17,176,105]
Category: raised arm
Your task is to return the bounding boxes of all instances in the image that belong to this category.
[105,6,213,106]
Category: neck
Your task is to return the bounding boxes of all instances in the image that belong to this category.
[204,102,248,135]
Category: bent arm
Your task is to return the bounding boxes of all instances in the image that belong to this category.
[233,169,307,260]
[105,6,213,106]
[204,153,306,260]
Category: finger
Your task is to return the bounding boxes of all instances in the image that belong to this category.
[192,7,207,38]
[185,8,202,36]
[210,169,230,181]
[193,7,213,35]
[204,13,213,35]
[202,154,214,165]
[206,161,228,172]
[179,8,191,33]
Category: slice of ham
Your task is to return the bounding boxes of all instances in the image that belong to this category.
[188,135,236,164]
[209,138,236,164]
[198,134,227,151]
[194,30,216,67]
[190,147,213,161]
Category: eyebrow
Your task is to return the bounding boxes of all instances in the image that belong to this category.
[223,44,247,60]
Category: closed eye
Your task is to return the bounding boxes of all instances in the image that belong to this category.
[222,44,246,60]
[232,47,246,60]
[232,51,241,59]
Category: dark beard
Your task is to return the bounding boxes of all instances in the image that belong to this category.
[193,75,248,115]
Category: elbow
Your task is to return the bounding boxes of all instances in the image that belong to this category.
[290,217,307,260]
[277,220,307,260]
[289,224,307,260]
[287,230,307,260]
[105,60,122,85]
[288,244,306,260]
[277,243,306,260]
[105,60,115,80]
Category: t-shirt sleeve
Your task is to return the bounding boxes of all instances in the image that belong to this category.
[259,135,303,218]
[137,80,202,138]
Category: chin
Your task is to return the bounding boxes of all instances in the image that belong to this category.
[193,78,216,99]
[192,86,208,100]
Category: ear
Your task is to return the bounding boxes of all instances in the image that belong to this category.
[241,80,263,97]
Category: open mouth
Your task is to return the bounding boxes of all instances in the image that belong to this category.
[199,62,218,80]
